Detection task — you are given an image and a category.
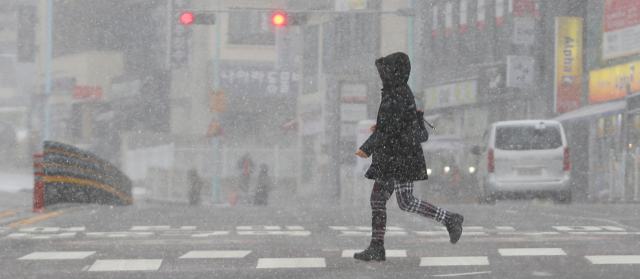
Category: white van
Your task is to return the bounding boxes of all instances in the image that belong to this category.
[475,120,571,204]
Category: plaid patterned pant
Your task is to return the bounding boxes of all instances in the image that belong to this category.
[370,180,449,245]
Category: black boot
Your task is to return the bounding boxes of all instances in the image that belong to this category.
[354,242,386,261]
[445,213,464,244]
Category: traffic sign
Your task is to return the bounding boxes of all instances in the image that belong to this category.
[209,89,226,112]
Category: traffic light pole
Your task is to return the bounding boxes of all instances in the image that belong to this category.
[407,0,415,89]
[44,0,53,141]
[211,0,222,204]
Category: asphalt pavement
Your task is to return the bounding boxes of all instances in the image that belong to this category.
[2,189,640,278]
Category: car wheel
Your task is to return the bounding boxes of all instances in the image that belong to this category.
[554,190,572,204]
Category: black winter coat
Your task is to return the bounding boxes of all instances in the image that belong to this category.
[359,52,428,182]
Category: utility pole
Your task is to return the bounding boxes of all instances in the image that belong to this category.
[211,0,222,204]
[44,0,53,141]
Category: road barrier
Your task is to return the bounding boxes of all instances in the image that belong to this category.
[42,141,133,206]
[32,154,46,213]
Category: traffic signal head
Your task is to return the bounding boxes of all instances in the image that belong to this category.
[271,12,307,26]
[179,12,216,25]
[180,12,194,25]
[272,13,286,26]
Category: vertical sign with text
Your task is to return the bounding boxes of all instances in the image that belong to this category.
[603,0,640,60]
[554,17,582,114]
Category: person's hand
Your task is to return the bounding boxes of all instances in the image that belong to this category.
[355,150,369,158]
[370,125,376,132]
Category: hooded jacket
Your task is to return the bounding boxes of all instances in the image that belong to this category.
[360,52,428,182]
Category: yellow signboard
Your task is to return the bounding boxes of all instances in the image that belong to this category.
[589,60,640,103]
[209,89,227,112]
[554,17,582,113]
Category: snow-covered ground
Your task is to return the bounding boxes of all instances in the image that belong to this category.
[0,170,33,193]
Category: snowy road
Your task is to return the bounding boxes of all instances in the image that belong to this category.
[2,192,640,278]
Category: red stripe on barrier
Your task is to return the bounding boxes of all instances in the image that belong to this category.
[32,154,46,213]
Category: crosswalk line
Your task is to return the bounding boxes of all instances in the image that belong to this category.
[420,257,489,266]
[341,249,407,258]
[256,258,326,268]
[586,255,640,264]
[19,251,95,260]
[499,248,566,256]
[179,250,252,259]
[88,259,163,271]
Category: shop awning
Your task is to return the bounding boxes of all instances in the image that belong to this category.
[553,100,626,123]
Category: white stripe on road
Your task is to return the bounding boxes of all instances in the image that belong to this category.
[179,250,252,259]
[286,226,304,230]
[341,250,406,257]
[416,231,488,236]
[420,257,489,266]
[237,226,281,230]
[88,259,163,271]
[499,248,566,256]
[190,231,230,237]
[586,255,640,264]
[433,271,492,277]
[256,258,326,268]
[19,251,95,260]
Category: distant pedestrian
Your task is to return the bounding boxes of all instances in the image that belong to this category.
[445,159,462,203]
[237,154,254,192]
[354,52,464,262]
[254,164,272,206]
[188,168,203,206]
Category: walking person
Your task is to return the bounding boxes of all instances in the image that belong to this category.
[237,154,254,193]
[254,164,272,206]
[353,52,464,261]
[188,168,203,206]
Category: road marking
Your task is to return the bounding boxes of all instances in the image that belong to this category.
[499,248,566,256]
[420,257,489,266]
[131,226,195,231]
[237,231,311,236]
[86,232,153,238]
[433,271,492,277]
[190,231,230,237]
[19,251,95,260]
[341,249,406,258]
[7,232,76,239]
[237,226,281,230]
[7,211,63,227]
[416,231,488,236]
[256,258,326,268]
[0,211,16,218]
[286,226,304,230]
[88,259,163,271]
[553,226,625,231]
[569,232,632,235]
[19,227,85,232]
[586,255,640,264]
[179,250,252,259]
[496,232,560,236]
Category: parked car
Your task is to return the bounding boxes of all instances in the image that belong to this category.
[474,120,571,204]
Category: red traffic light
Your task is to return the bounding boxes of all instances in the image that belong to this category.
[272,13,286,26]
[180,12,194,25]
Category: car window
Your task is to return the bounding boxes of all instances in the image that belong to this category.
[495,125,563,150]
